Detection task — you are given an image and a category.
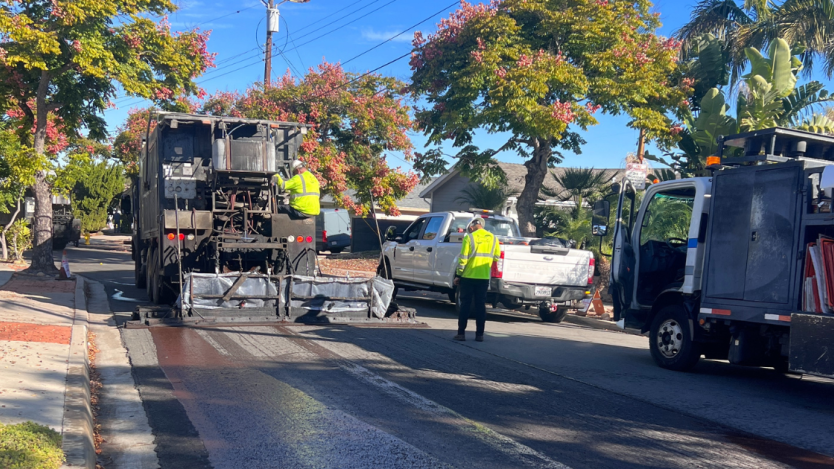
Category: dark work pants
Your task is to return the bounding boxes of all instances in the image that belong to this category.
[458,277,489,336]
[277,204,312,219]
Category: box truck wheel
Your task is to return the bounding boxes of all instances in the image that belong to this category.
[650,305,702,371]
[135,255,146,289]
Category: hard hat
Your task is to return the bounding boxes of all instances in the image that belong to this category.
[291,160,304,170]
[470,217,485,226]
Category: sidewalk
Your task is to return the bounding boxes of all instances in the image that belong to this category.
[75,233,131,252]
[0,266,93,468]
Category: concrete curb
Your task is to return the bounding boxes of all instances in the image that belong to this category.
[563,313,645,337]
[60,276,95,469]
[73,244,130,253]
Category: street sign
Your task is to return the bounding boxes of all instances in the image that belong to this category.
[626,162,648,190]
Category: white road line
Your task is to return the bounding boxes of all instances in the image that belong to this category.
[195,329,231,357]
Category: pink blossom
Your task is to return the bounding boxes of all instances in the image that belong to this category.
[471,50,483,63]
[670,124,683,136]
[494,67,507,78]
[412,31,426,47]
[517,54,532,67]
[551,100,575,124]
[71,40,82,53]
[682,77,695,87]
[585,102,601,114]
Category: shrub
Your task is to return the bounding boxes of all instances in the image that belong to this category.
[3,219,31,261]
[0,421,65,469]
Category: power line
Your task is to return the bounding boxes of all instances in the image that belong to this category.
[291,0,376,36]
[343,0,459,65]
[196,4,258,27]
[282,0,403,55]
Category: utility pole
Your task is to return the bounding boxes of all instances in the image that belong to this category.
[264,0,275,86]
[263,0,309,87]
[636,128,646,163]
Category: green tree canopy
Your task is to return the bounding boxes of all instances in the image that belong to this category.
[409,0,689,236]
[0,0,215,271]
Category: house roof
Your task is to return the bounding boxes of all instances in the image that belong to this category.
[420,162,625,199]
[321,178,433,210]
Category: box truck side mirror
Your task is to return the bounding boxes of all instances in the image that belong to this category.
[592,200,610,237]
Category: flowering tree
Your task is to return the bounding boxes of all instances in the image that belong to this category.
[201,62,419,216]
[410,0,689,235]
[0,0,215,271]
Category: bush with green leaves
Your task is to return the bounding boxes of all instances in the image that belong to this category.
[3,219,31,261]
[0,421,64,469]
[63,160,125,233]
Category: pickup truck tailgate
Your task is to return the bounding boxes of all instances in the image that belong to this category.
[502,245,592,286]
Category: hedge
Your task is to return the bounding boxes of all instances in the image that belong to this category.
[0,421,64,469]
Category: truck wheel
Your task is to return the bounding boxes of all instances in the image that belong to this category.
[52,239,68,251]
[377,258,392,280]
[145,247,154,300]
[135,256,146,289]
[539,305,568,323]
[331,248,343,254]
[649,305,703,371]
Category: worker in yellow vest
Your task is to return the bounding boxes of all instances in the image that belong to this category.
[275,160,320,218]
[453,217,501,342]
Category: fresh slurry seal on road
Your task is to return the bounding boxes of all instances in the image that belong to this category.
[141,323,809,469]
[67,247,834,468]
[150,326,448,469]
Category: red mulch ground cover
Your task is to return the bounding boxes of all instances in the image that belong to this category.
[0,322,71,344]
[0,277,76,294]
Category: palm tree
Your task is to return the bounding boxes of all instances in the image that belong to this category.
[455,184,519,211]
[543,167,615,217]
[677,0,834,81]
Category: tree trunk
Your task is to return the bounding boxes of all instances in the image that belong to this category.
[517,138,551,237]
[27,90,56,273]
[0,195,23,261]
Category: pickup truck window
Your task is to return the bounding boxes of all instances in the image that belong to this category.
[484,218,520,237]
[403,218,427,241]
[422,217,444,240]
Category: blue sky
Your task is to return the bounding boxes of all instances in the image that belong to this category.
[103,0,830,172]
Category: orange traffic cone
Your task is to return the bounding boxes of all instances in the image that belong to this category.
[58,250,71,279]
[591,289,606,315]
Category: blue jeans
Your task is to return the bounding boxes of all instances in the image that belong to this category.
[458,277,489,336]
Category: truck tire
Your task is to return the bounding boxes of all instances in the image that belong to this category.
[52,239,68,251]
[135,255,146,289]
[649,305,703,371]
[539,305,568,323]
[331,248,343,254]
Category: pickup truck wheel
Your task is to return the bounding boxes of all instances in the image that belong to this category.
[331,248,343,254]
[649,305,702,371]
[539,306,568,323]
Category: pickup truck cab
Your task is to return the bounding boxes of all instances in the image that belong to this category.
[380,211,595,322]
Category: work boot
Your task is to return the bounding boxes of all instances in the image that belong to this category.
[475,335,484,342]
[453,334,466,341]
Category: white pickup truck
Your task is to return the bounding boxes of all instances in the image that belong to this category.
[379,211,595,322]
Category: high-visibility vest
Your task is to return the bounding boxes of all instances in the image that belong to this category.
[277,170,320,216]
[456,228,501,279]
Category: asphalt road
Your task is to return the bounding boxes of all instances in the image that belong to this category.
[67,245,834,469]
